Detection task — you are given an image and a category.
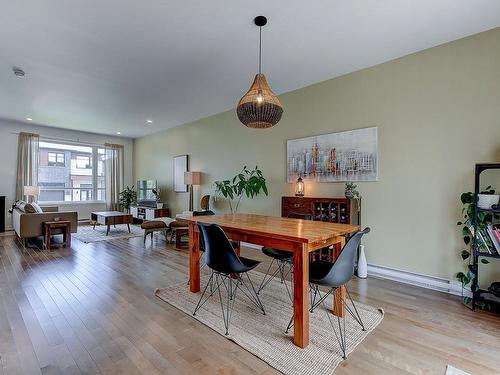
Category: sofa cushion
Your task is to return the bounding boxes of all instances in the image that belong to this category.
[31,202,43,213]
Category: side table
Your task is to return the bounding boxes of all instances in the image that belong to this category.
[43,221,72,250]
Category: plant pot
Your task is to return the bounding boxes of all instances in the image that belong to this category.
[157,203,164,209]
[345,190,355,200]
[477,194,499,209]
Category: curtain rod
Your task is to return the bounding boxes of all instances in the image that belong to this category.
[9,131,122,147]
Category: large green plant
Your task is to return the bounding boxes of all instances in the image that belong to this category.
[119,185,137,212]
[214,166,268,213]
[456,186,498,306]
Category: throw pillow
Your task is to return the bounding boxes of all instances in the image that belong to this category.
[15,200,27,213]
[23,203,37,214]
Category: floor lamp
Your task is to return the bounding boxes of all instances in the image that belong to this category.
[184,172,201,211]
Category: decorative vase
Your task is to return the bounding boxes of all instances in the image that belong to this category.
[477,194,499,209]
[357,245,367,279]
[157,203,164,209]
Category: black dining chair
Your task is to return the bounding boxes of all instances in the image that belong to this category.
[257,212,313,299]
[285,227,370,359]
[193,223,265,335]
[192,210,215,268]
[193,210,215,216]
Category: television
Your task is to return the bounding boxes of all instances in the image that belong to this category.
[137,179,157,207]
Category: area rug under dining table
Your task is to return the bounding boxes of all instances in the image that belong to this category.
[155,274,383,375]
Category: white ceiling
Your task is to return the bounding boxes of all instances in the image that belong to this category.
[1,0,500,138]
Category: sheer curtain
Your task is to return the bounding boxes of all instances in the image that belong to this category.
[16,132,40,202]
[105,143,124,211]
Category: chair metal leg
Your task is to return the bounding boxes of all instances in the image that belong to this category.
[257,258,293,297]
[286,285,365,358]
[285,315,294,334]
[343,287,366,331]
[193,271,265,336]
[217,274,239,335]
[310,284,319,312]
[239,273,266,315]
[193,271,216,316]
[257,258,278,293]
[320,288,347,359]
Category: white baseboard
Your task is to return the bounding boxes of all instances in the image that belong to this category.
[242,242,468,297]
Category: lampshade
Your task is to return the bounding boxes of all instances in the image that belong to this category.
[237,74,283,129]
[236,16,283,129]
[184,171,201,186]
[24,185,40,196]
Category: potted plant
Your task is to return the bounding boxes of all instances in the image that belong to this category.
[119,186,137,213]
[214,166,268,213]
[152,188,163,208]
[344,182,360,200]
[456,188,499,308]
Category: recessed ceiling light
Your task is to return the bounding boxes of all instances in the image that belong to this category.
[26,117,33,121]
[147,119,153,124]
[116,131,121,135]
[13,67,25,77]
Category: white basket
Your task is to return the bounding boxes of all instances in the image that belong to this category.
[477,194,499,209]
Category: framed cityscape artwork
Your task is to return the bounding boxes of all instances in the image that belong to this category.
[287,127,378,183]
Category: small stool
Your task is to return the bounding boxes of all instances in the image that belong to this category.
[141,220,170,243]
[43,221,71,250]
[169,221,189,249]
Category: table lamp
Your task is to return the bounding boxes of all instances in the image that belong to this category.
[295,176,305,197]
[184,172,201,211]
[24,185,40,203]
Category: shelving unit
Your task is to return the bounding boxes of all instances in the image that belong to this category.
[471,162,500,310]
[281,197,350,224]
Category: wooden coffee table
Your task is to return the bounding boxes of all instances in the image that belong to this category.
[91,211,133,235]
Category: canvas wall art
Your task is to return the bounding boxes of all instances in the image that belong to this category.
[287,127,378,183]
[173,154,189,192]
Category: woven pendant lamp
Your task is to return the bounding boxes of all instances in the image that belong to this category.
[237,16,283,129]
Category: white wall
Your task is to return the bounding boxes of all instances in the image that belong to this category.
[0,119,134,227]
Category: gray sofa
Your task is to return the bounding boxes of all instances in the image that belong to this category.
[12,205,78,246]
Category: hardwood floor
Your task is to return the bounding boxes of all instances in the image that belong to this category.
[0,231,498,375]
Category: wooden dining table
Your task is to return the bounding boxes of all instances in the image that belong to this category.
[183,213,359,349]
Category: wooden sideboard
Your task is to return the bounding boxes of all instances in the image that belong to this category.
[282,196,351,224]
[130,206,170,221]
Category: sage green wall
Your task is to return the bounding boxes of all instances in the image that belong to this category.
[134,28,500,282]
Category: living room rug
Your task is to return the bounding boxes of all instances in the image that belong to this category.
[155,276,383,375]
[74,224,144,243]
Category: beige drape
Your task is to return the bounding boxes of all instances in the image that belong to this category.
[105,143,124,211]
[16,132,40,202]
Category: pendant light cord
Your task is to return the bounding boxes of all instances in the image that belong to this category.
[258,26,262,75]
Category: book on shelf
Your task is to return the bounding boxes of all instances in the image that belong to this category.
[468,224,495,254]
[486,224,500,254]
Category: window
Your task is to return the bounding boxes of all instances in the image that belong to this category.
[38,141,106,203]
[76,155,91,169]
[48,152,65,167]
